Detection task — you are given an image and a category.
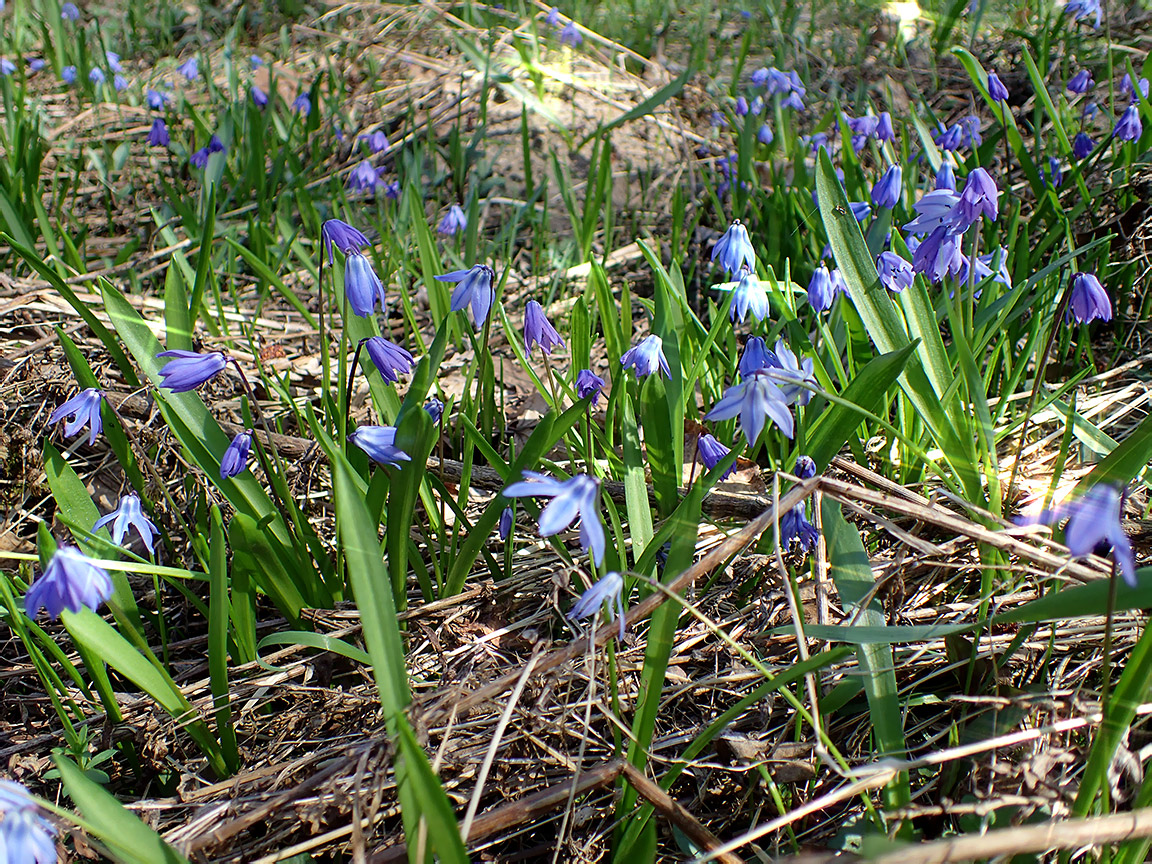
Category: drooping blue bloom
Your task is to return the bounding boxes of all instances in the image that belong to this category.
[911,225,963,282]
[147,118,169,147]
[0,59,15,76]
[0,781,56,863]
[959,115,983,148]
[871,164,902,209]
[951,166,998,231]
[846,113,879,151]
[503,471,605,566]
[61,65,76,83]
[94,493,158,552]
[750,67,770,87]
[384,180,400,199]
[347,161,383,194]
[696,433,736,480]
[1068,272,1112,323]
[738,336,774,378]
[344,251,386,318]
[620,334,671,379]
[207,134,224,154]
[936,161,956,191]
[322,219,371,265]
[146,88,169,109]
[360,130,389,153]
[1062,0,1102,27]
[710,110,728,128]
[1018,484,1134,586]
[438,204,467,236]
[757,123,774,145]
[156,349,229,391]
[424,397,444,423]
[61,2,80,19]
[105,51,122,73]
[524,300,565,356]
[48,388,104,445]
[112,73,127,91]
[497,505,514,541]
[220,431,252,479]
[849,201,872,222]
[1120,74,1149,102]
[877,111,895,143]
[727,270,770,323]
[435,263,496,328]
[771,338,817,406]
[807,263,845,312]
[363,337,414,383]
[559,20,582,46]
[576,369,607,405]
[734,96,749,117]
[750,95,764,115]
[28,58,45,72]
[782,90,805,111]
[987,71,1009,102]
[705,370,795,444]
[25,546,114,619]
[178,57,199,81]
[780,501,820,552]
[934,121,963,151]
[349,426,411,468]
[877,250,914,293]
[250,84,268,108]
[292,92,311,115]
[250,55,263,68]
[545,6,561,25]
[1073,131,1095,159]
[1067,69,1094,94]
[89,67,105,84]
[1115,104,1142,142]
[795,455,817,479]
[904,188,961,234]
[189,147,210,169]
[568,570,626,642]
[711,219,756,277]
[1046,156,1064,188]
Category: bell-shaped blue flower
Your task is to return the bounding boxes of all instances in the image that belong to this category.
[498,506,514,540]
[807,263,846,312]
[904,188,960,234]
[950,166,998,231]
[1067,69,1094,94]
[1063,0,1102,27]
[1073,131,1095,159]
[438,204,467,236]
[292,92,311,115]
[94,493,158,553]
[704,370,795,445]
[911,225,963,283]
[0,781,56,863]
[251,85,268,108]
[424,397,444,423]
[568,570,625,642]
[364,337,414,383]
[575,369,607,405]
[871,164,902,209]
[178,57,199,81]
[435,263,496,328]
[696,433,735,480]
[220,431,253,479]
[348,426,411,468]
[1068,272,1112,323]
[344,251,386,318]
[727,270,770,323]
[347,161,383,194]
[1018,484,1133,586]
[25,546,114,619]
[877,250,914,293]
[877,111,895,142]
[936,161,956,191]
[503,471,605,566]
[147,118,169,148]
[620,334,671,379]
[524,300,565,355]
[322,219,371,265]
[61,2,80,19]
[49,388,104,445]
[1115,104,1142,142]
[157,349,229,392]
[770,338,817,406]
[711,220,756,277]
[738,336,775,378]
[987,71,1009,102]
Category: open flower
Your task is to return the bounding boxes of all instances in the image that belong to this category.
[1067,69,1094,94]
[524,300,565,356]
[568,571,626,642]
[1017,484,1134,586]
[950,167,998,231]
[438,204,467,236]
[93,493,158,553]
[877,251,914,293]
[0,781,56,863]
[48,388,104,445]
[348,426,411,468]
[435,263,496,329]
[177,57,199,81]
[147,118,169,148]
[770,339,817,406]
[727,270,770,323]
[347,161,384,194]
[322,219,371,265]
[220,431,253,479]
[620,334,671,379]
[363,337,414,383]
[157,350,229,392]
[503,471,605,565]
[711,220,756,277]
[1068,272,1112,323]
[25,546,113,619]
[705,370,795,445]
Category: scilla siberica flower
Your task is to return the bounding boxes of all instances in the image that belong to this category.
[696,433,735,480]
[0,781,56,863]
[807,263,846,313]
[89,67,105,85]
[620,334,671,379]
[877,112,895,142]
[912,225,963,283]
[344,252,386,318]
[94,493,158,553]
[424,396,444,423]
[250,85,268,108]
[576,369,607,405]
[727,269,770,323]
[770,339,817,406]
[347,161,383,194]
[780,456,820,553]
[1068,272,1112,323]
[156,349,230,391]
[503,471,605,566]
[220,431,252,479]
[705,370,795,445]
[711,219,756,277]
[25,546,113,619]
[936,162,956,191]
[904,188,961,235]
[877,251,914,293]
[568,570,626,642]
[348,426,411,468]
[934,121,963,151]
[1115,104,1142,142]
[363,337,414,383]
[360,130,389,153]
[1073,131,1095,159]
[49,388,104,445]
[738,336,774,377]
[148,118,169,147]
[1120,74,1149,102]
[1017,484,1134,586]
[757,123,774,145]
[871,164,902,210]
[498,506,513,540]
[190,147,211,169]
[1067,69,1094,94]
[61,65,76,83]
[438,204,467,236]
[559,20,582,47]
[146,88,169,110]
[113,74,128,92]
[435,263,496,328]
[292,92,311,115]
[524,300,565,356]
[1062,0,1102,28]
[986,71,1009,102]
[61,2,80,19]
[177,57,199,81]
[322,219,370,265]
[950,167,998,231]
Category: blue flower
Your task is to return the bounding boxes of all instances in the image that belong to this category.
[93,493,158,553]
[1115,104,1142,142]
[1045,156,1064,188]
[620,334,671,379]
[177,57,199,81]
[877,250,914,293]
[568,570,626,642]
[220,431,253,479]
[780,502,819,551]
[207,134,224,154]
[347,161,383,194]
[794,455,817,479]
[1068,272,1112,323]
[696,432,735,480]
[384,180,400,199]
[933,121,963,151]
[757,123,774,145]
[524,300,565,356]
[348,426,411,468]
[704,370,795,445]
[363,337,414,383]
[250,85,268,108]
[1067,69,1094,94]
[360,130,390,153]
[105,51,122,73]
[344,251,386,318]
[545,6,561,26]
[27,58,45,72]
[1018,484,1133,586]
[145,88,169,109]
[576,369,607,405]
[48,388,104,445]
[61,65,76,83]
[61,2,79,19]
[770,338,817,406]
[807,263,845,312]
[438,204,467,236]
[987,71,1009,102]
[871,164,902,209]
[738,336,774,378]
[950,166,998,231]
[147,118,169,147]
[89,67,105,84]
[727,270,770,323]
[25,546,114,619]
[503,471,605,566]
[322,219,371,265]
[911,225,963,283]
[189,147,209,168]
[904,188,961,234]
[1120,74,1149,103]
[0,781,56,863]
[877,111,895,142]
[1062,0,1101,27]
[113,74,128,92]
[292,92,311,115]
[1073,131,1095,159]
[424,397,444,423]
[559,20,582,46]
[498,506,513,540]
[935,162,955,191]
[734,96,749,117]
[711,219,756,277]
[156,349,229,391]
[250,55,263,68]
[435,263,496,328]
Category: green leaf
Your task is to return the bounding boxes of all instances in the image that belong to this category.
[208,506,239,774]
